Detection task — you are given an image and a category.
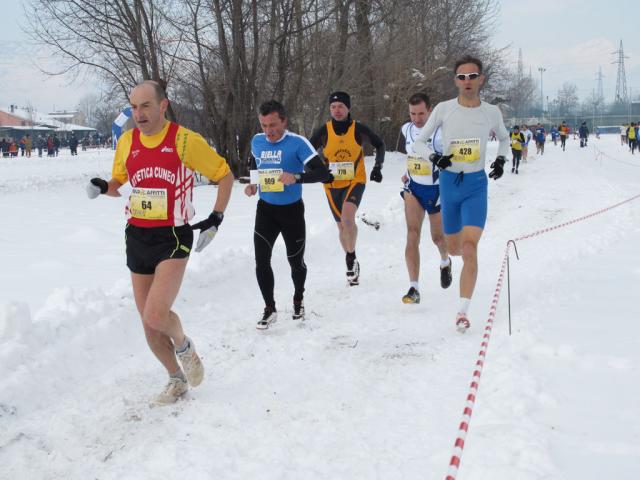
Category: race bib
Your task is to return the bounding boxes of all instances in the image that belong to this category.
[331,161,355,181]
[450,138,481,163]
[129,188,168,220]
[259,168,284,192]
[407,156,432,176]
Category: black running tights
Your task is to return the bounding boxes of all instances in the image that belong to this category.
[254,199,307,309]
[511,149,521,170]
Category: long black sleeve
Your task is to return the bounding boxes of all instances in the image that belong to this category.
[309,125,328,150]
[355,122,386,167]
[397,131,407,154]
[299,155,332,183]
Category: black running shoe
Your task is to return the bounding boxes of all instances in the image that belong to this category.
[292,301,305,320]
[440,258,452,289]
[256,307,277,330]
[402,287,420,304]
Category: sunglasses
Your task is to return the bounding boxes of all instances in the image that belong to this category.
[455,73,480,81]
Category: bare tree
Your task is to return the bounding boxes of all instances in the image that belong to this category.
[26,0,506,168]
[26,0,180,119]
[556,82,579,118]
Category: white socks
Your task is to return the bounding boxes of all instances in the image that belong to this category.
[458,298,471,315]
[440,257,451,268]
[410,281,420,291]
[175,336,190,355]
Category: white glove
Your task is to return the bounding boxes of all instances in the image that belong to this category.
[195,226,217,252]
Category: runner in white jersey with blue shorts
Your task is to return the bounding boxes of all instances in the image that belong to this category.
[399,93,452,305]
[413,55,510,332]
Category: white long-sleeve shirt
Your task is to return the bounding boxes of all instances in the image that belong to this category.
[413,98,510,174]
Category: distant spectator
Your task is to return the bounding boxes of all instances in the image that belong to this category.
[25,134,32,157]
[47,135,55,156]
[53,134,60,156]
[69,133,79,155]
[9,139,19,157]
[36,135,45,157]
[19,137,26,156]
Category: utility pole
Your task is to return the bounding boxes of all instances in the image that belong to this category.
[595,67,605,125]
[538,67,546,119]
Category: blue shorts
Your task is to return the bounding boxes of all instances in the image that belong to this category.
[400,180,441,215]
[439,170,488,235]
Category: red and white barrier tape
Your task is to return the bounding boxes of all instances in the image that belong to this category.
[444,193,640,480]
[515,194,640,242]
[444,247,507,480]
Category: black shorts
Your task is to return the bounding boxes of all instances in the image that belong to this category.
[125,224,193,275]
[325,183,366,221]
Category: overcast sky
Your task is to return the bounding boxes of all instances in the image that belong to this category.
[1,0,638,113]
[494,0,639,107]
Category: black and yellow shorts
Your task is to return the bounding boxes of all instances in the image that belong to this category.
[125,224,193,274]
[324,182,366,221]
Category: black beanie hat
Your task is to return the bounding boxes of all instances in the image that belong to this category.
[329,91,351,109]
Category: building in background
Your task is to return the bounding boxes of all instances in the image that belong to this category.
[0,105,97,148]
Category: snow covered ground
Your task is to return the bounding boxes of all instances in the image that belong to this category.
[1,134,639,479]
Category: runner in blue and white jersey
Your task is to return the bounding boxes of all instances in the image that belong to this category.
[245,100,332,329]
[398,92,452,305]
[413,55,510,332]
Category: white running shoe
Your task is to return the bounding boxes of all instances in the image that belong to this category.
[346,259,360,286]
[456,313,471,333]
[257,308,278,330]
[151,377,188,406]
[176,338,204,387]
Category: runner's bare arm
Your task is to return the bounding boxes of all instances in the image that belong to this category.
[106,179,123,197]
[213,171,234,212]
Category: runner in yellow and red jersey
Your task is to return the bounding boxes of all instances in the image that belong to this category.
[87,80,234,406]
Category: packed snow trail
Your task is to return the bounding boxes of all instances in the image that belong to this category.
[1,135,639,479]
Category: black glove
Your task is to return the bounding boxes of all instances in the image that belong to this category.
[86,177,108,198]
[488,156,506,180]
[429,153,453,170]
[370,165,383,183]
[192,211,224,231]
[322,172,335,184]
[191,211,224,252]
